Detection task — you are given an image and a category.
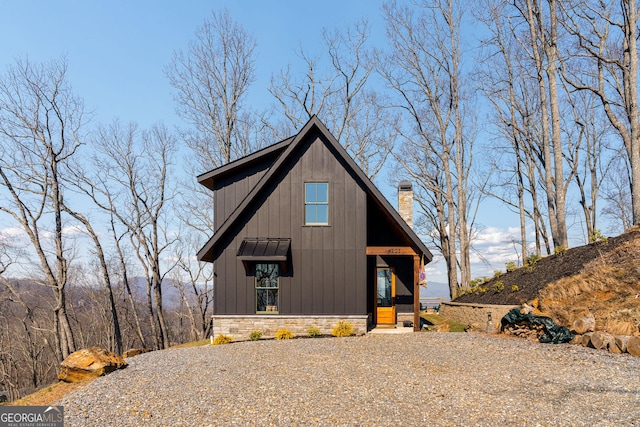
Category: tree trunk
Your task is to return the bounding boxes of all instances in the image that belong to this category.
[153,278,170,349]
[546,0,568,248]
[624,0,640,226]
[146,279,159,350]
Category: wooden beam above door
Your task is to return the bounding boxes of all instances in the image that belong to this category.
[366,246,417,256]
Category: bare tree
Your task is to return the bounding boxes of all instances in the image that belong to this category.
[561,0,640,227]
[562,87,615,242]
[67,157,148,349]
[166,8,258,168]
[169,232,213,341]
[58,201,123,355]
[0,58,84,361]
[476,0,538,260]
[269,19,395,180]
[380,0,476,297]
[507,0,569,250]
[601,156,633,233]
[0,239,58,398]
[90,121,178,350]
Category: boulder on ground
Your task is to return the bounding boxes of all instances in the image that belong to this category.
[58,346,127,383]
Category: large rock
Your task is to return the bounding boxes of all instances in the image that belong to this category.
[58,346,127,383]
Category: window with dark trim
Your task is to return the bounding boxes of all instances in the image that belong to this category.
[255,263,279,313]
[305,182,329,225]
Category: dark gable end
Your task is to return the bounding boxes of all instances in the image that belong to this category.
[197,116,432,263]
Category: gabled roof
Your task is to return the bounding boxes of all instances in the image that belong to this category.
[197,116,432,262]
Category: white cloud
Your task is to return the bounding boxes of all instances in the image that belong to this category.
[0,225,27,240]
[62,224,86,237]
[425,225,529,286]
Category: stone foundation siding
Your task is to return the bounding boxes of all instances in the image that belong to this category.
[397,312,415,325]
[439,302,518,330]
[212,315,369,340]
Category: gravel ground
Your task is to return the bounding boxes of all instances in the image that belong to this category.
[57,333,640,426]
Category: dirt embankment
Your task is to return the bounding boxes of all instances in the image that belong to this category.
[454,227,640,335]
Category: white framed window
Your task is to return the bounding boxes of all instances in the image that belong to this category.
[305,182,329,225]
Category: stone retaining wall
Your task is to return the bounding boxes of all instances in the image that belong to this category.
[213,315,369,340]
[439,302,518,330]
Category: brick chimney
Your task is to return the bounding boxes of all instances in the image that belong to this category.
[398,181,413,229]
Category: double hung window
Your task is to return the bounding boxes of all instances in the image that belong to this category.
[255,263,279,313]
[305,182,329,225]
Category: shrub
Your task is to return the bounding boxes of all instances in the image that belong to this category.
[590,229,608,244]
[307,326,321,338]
[477,286,489,294]
[524,253,541,268]
[249,330,262,341]
[275,328,294,340]
[505,261,518,272]
[511,284,519,292]
[493,281,504,293]
[212,334,234,345]
[332,320,354,337]
[493,270,504,279]
[554,246,567,256]
[469,278,484,288]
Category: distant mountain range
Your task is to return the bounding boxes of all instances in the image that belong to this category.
[420,281,451,301]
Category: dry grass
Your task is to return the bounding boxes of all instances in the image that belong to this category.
[8,379,94,407]
[540,237,640,335]
[421,312,466,332]
[169,339,210,349]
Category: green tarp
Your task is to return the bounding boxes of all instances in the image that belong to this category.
[501,308,574,344]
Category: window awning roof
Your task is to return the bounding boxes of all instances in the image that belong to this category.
[237,238,291,273]
[237,238,291,262]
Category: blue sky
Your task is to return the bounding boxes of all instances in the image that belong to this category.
[0,0,388,127]
[0,0,527,287]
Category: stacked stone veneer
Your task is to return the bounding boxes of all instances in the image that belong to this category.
[439,302,518,329]
[213,315,369,340]
[398,181,413,228]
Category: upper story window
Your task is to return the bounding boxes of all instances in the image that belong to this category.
[305,182,329,225]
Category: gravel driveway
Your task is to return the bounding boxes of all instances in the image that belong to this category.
[57,333,640,426]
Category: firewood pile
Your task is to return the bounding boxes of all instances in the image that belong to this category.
[502,322,546,341]
[501,311,640,357]
[569,315,640,356]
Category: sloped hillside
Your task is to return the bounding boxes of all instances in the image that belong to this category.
[454,227,640,334]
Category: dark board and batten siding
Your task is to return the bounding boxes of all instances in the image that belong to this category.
[214,159,274,230]
[214,131,368,316]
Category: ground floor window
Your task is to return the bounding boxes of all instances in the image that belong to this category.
[256,263,279,313]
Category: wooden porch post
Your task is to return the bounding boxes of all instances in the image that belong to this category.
[413,254,420,332]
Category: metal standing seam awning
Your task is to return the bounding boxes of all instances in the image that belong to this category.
[237,238,291,272]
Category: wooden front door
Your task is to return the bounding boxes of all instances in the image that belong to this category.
[376,267,396,325]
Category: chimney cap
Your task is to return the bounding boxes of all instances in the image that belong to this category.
[398,180,412,191]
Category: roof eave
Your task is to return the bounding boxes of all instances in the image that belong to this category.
[197,136,294,190]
